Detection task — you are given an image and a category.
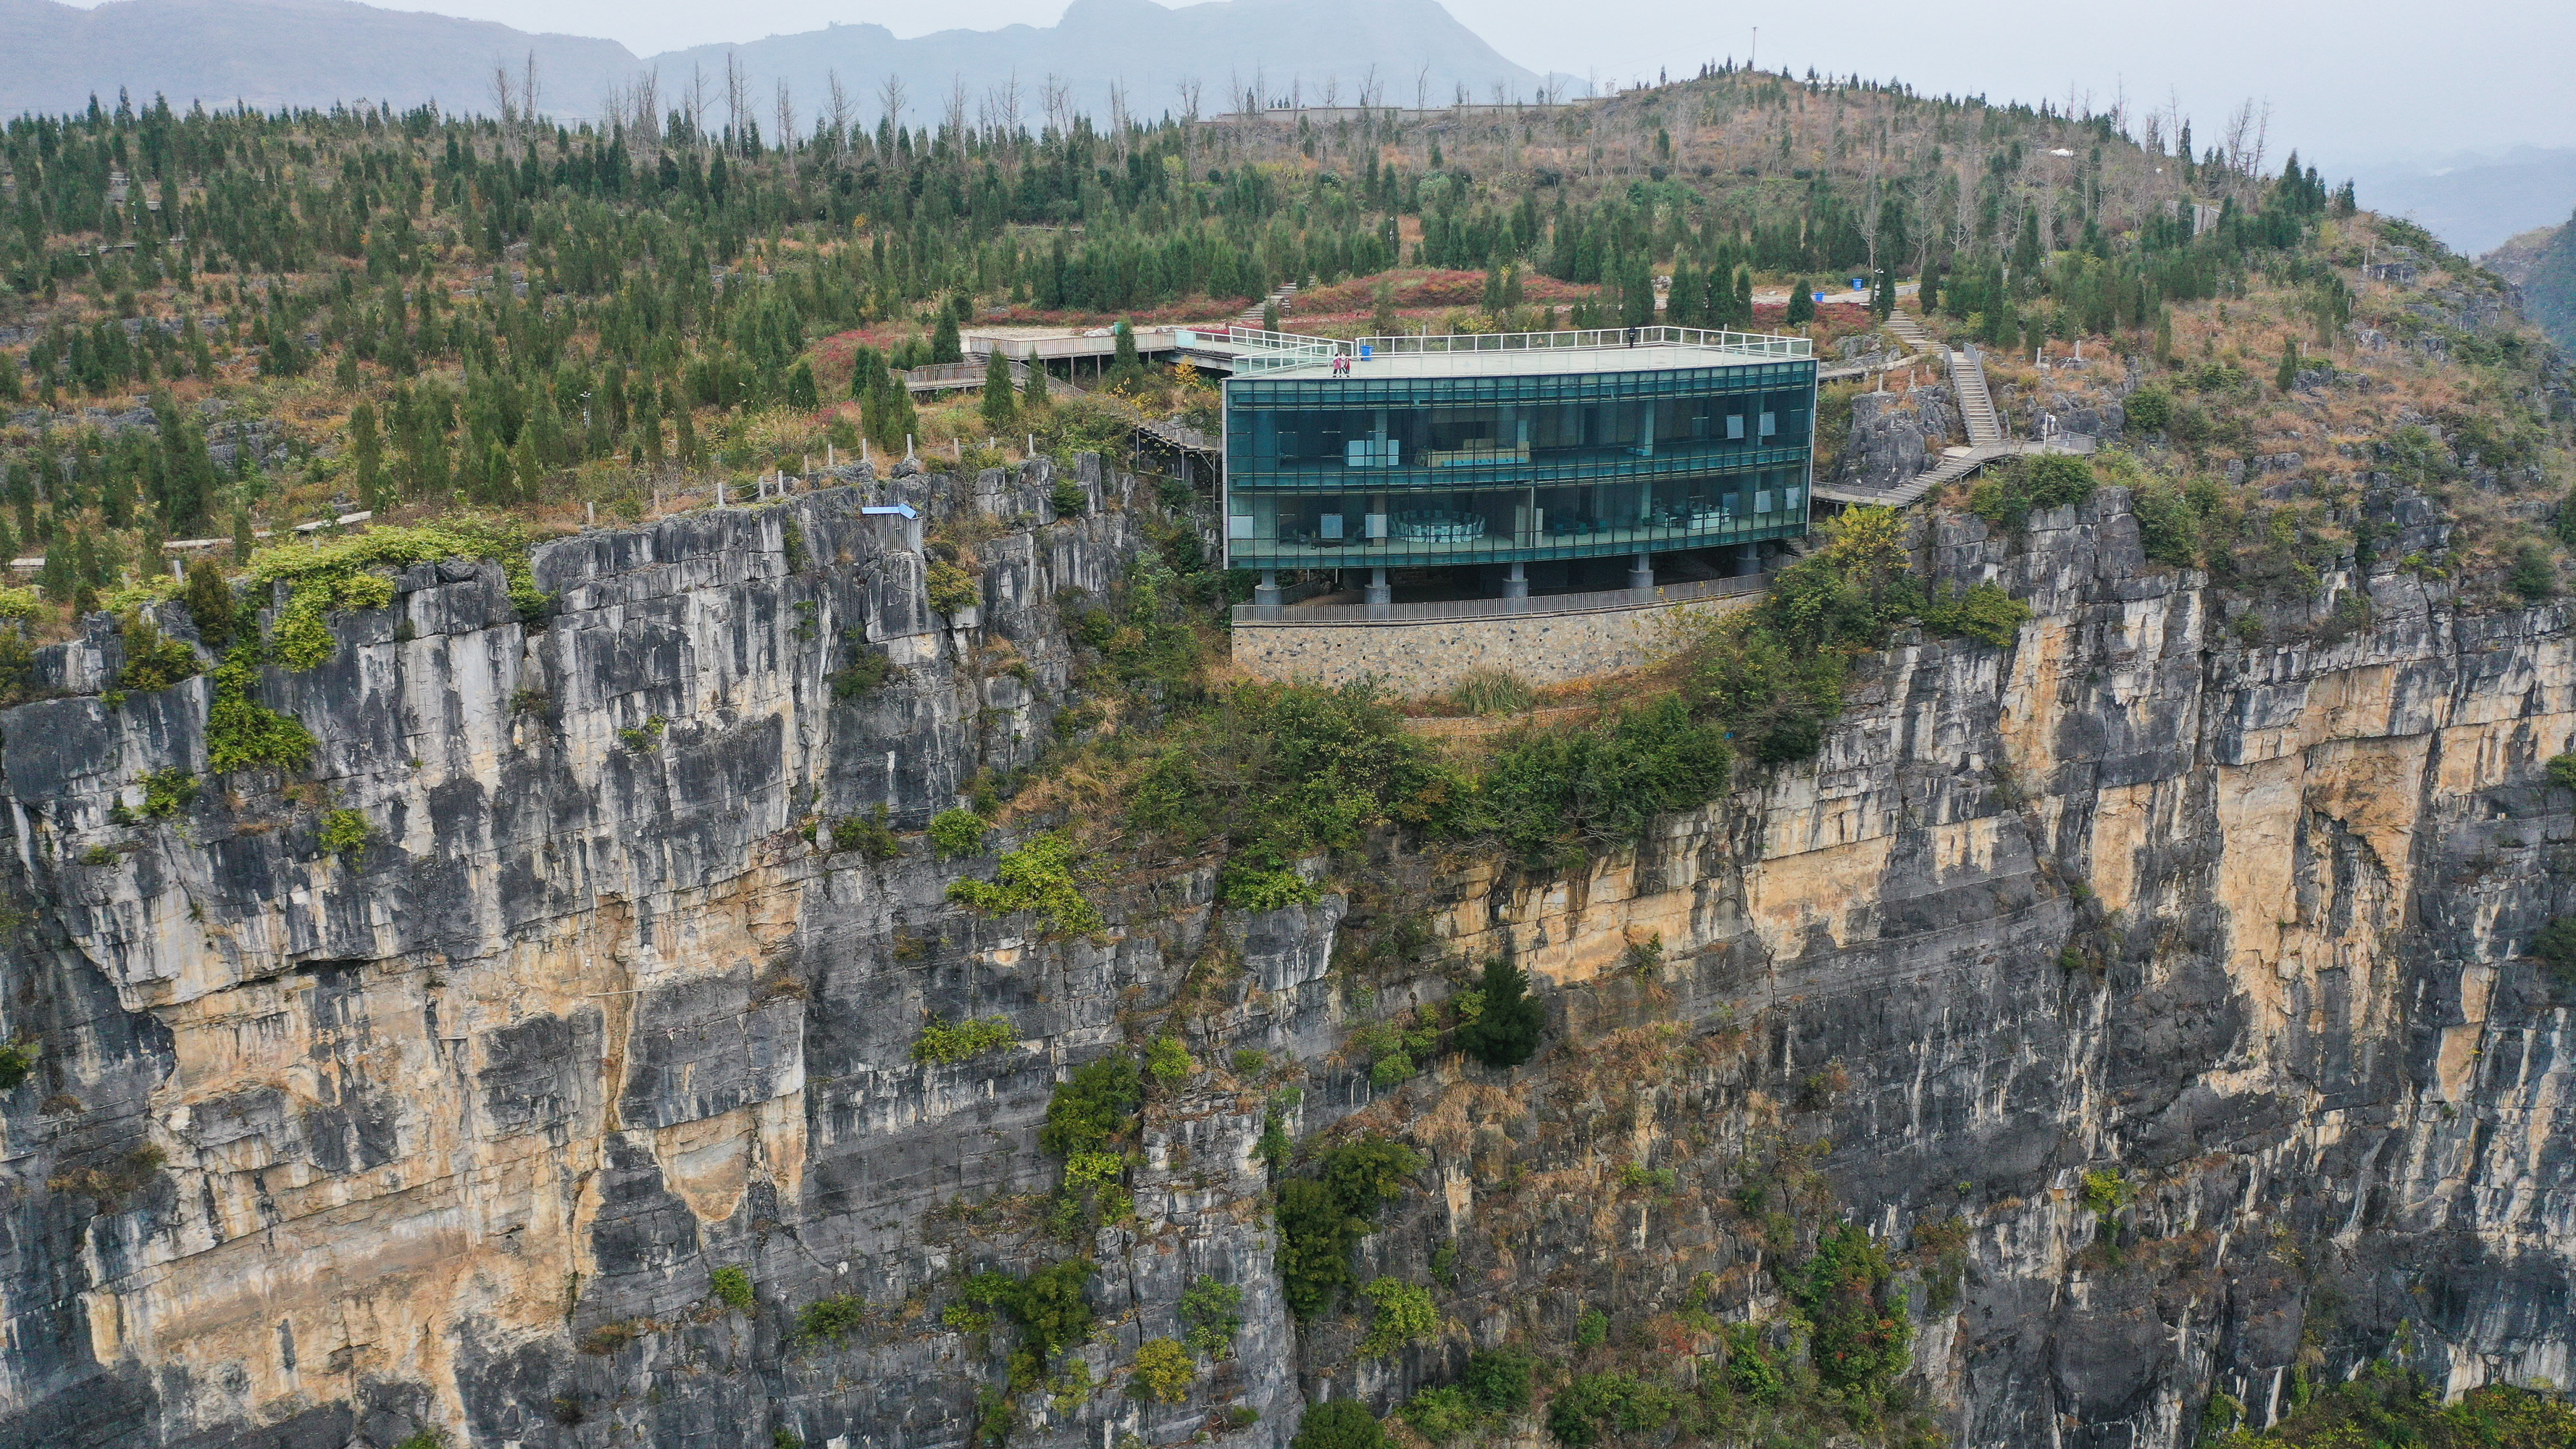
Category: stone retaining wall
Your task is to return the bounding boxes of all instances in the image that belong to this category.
[1229,589,1760,690]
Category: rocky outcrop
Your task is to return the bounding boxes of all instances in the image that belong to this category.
[0,467,2569,1449]
[1833,384,1960,493]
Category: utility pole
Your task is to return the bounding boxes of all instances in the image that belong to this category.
[1750,28,1758,75]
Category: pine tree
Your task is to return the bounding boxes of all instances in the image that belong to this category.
[786,359,819,410]
[1871,267,1896,320]
[1020,359,1050,414]
[1785,280,1815,326]
[183,557,235,647]
[979,349,1017,433]
[931,311,962,365]
[1455,958,1542,1069]
[350,401,382,511]
[2275,338,2299,393]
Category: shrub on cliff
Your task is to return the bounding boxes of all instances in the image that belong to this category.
[1291,1401,1386,1449]
[1040,1056,1142,1158]
[947,832,1102,935]
[1276,1137,1421,1316]
[205,641,315,774]
[1791,1222,1912,1398]
[1129,681,1460,870]
[910,1015,1017,1064]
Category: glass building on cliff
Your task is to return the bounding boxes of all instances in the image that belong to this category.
[1208,325,1818,604]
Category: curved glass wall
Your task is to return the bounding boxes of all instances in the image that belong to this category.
[1221,357,1817,569]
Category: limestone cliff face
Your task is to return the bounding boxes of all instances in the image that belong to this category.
[0,469,2569,1449]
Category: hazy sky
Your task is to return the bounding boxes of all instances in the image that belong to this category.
[67,0,2573,170]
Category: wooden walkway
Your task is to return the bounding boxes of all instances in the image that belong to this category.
[901,356,1034,395]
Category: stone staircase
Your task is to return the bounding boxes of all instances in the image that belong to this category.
[1812,318,2027,508]
[1229,281,1300,330]
[1947,344,2004,446]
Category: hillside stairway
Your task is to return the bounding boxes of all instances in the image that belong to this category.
[1949,344,2004,446]
[1229,281,1300,329]
[1813,328,2068,508]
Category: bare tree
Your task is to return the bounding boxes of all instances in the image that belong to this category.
[879,72,908,141]
[490,62,519,135]
[724,53,749,153]
[633,66,661,147]
[1321,75,1339,109]
[944,76,969,157]
[687,62,713,146]
[1415,64,1430,111]
[523,50,540,125]
[2221,97,2257,179]
[1358,65,1379,109]
[1108,80,1130,144]
[825,71,853,152]
[776,78,798,173]
[1042,74,1071,136]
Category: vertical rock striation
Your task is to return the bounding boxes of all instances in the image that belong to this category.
[0,468,2567,1449]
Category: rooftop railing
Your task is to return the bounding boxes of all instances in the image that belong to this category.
[1231,571,1767,627]
[1204,324,1812,369]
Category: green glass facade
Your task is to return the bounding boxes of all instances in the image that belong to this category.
[1221,356,1818,571]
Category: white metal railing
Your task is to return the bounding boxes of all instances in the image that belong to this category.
[1231,571,1766,626]
[1356,325,1811,359]
[1208,323,1812,369]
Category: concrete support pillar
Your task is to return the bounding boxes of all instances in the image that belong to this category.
[1366,567,1392,606]
[1255,569,1281,605]
[1628,552,1654,592]
[1735,541,1762,576]
[1502,561,1529,600]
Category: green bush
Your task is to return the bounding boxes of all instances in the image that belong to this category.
[115,614,200,693]
[1454,958,1542,1069]
[183,559,237,648]
[205,641,316,774]
[2123,387,2172,433]
[1291,1401,1387,1449]
[1360,1277,1440,1356]
[829,805,903,860]
[0,1038,38,1090]
[139,768,198,819]
[1970,455,2099,530]
[319,809,371,860]
[1791,1222,1912,1397]
[1573,1306,1608,1348]
[832,644,893,699]
[948,832,1103,934]
[1217,858,1323,910]
[2548,753,2576,791]
[911,1015,1019,1064]
[1545,1372,1681,1448]
[1402,1386,1481,1445]
[1145,1035,1195,1083]
[1180,1276,1244,1358]
[1276,1137,1421,1316]
[1008,1258,1095,1357]
[1464,696,1733,869]
[1723,1324,1783,1403]
[1129,1337,1192,1402]
[1129,681,1460,870]
[929,809,990,857]
[2509,544,2558,601]
[1463,1348,1534,1413]
[1918,581,2032,648]
[711,1266,755,1313]
[618,715,668,752]
[1041,1056,1142,1158]
[2130,479,2201,566]
[1050,479,1089,518]
[795,1294,869,1344]
[927,559,982,616]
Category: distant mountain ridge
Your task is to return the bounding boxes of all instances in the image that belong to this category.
[0,0,1550,126]
[2487,212,2576,354]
